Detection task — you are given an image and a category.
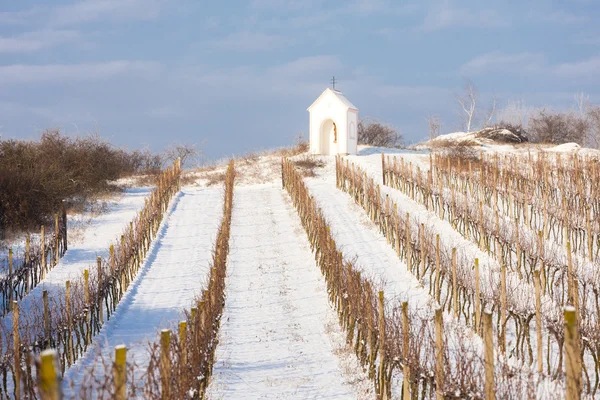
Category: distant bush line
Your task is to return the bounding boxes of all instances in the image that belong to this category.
[0,130,163,236]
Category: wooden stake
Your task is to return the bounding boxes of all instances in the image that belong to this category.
[114,345,127,400]
[41,226,46,278]
[564,307,581,400]
[401,301,410,400]
[434,308,444,400]
[499,264,507,354]
[435,234,441,302]
[179,320,187,368]
[8,248,13,305]
[377,291,387,399]
[54,214,59,264]
[83,269,89,304]
[483,310,495,400]
[25,236,30,264]
[38,349,60,400]
[452,248,458,318]
[474,259,481,334]
[160,329,171,400]
[534,270,543,373]
[13,301,20,399]
[97,256,103,324]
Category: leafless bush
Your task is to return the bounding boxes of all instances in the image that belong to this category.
[429,138,480,165]
[358,118,403,148]
[164,143,199,169]
[292,155,325,177]
[527,110,589,144]
[0,130,162,234]
[585,105,600,148]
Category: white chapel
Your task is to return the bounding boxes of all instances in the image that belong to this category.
[307,87,358,156]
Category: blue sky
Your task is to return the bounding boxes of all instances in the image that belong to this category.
[0,0,599,161]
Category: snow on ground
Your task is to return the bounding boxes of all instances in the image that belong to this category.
[206,183,372,400]
[305,164,432,310]
[1,187,151,332]
[65,185,224,389]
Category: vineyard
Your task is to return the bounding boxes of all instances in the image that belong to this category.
[1,144,597,399]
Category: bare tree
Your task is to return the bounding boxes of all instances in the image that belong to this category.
[496,99,531,127]
[357,118,403,147]
[585,105,600,148]
[164,142,199,168]
[574,91,590,116]
[483,96,497,128]
[455,79,478,133]
[428,115,441,141]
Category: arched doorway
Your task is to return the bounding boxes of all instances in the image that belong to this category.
[320,119,337,155]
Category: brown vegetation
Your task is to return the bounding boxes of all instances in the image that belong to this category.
[358,118,403,148]
[0,130,162,235]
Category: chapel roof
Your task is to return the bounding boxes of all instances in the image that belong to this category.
[307,88,358,112]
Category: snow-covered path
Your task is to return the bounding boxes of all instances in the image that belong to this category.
[65,186,224,387]
[305,174,431,310]
[207,183,370,400]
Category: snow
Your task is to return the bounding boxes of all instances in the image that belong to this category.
[548,142,581,152]
[65,185,224,389]
[2,187,151,338]
[206,183,372,399]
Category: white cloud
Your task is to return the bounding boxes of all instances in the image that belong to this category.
[0,61,162,84]
[553,57,600,77]
[460,52,544,75]
[50,0,160,26]
[0,30,79,53]
[421,3,506,31]
[211,31,290,52]
[527,10,588,25]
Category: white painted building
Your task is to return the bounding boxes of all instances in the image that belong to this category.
[307,88,358,155]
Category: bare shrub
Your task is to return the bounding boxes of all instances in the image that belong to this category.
[585,105,600,148]
[206,172,227,186]
[527,110,589,144]
[357,118,403,147]
[292,155,325,177]
[0,130,162,234]
[164,142,199,169]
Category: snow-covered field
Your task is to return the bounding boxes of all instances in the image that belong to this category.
[65,185,224,390]
[207,183,372,399]
[8,142,595,398]
[1,187,151,335]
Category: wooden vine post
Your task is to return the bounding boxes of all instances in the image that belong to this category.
[435,235,441,302]
[564,307,581,400]
[13,301,20,399]
[401,301,410,400]
[452,248,458,318]
[179,321,187,368]
[434,308,444,400]
[97,257,104,324]
[377,291,387,399]
[499,263,507,354]
[483,310,495,400]
[8,248,13,304]
[66,280,73,365]
[41,225,46,278]
[55,214,60,264]
[62,199,68,252]
[474,258,481,334]
[534,270,543,373]
[160,329,171,400]
[38,350,60,400]
[114,345,127,400]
